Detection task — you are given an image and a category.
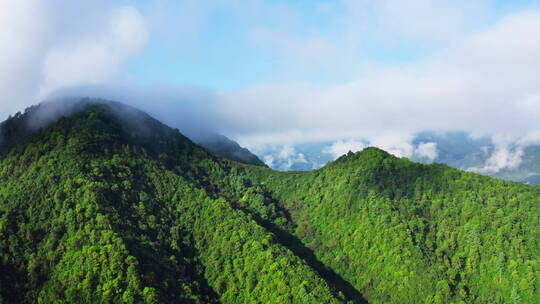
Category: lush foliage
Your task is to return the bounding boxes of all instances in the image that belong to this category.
[243,149,540,304]
[0,104,350,303]
[0,101,539,303]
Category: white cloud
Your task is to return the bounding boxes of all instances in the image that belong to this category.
[415,142,438,161]
[0,1,148,119]
[369,133,416,158]
[471,134,540,174]
[258,145,308,171]
[278,145,308,170]
[324,140,367,159]
[357,0,490,42]
[479,147,524,174]
[39,7,147,99]
[263,154,275,168]
[220,10,540,157]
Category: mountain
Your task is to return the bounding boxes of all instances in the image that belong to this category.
[0,100,363,304]
[0,100,539,304]
[195,133,266,167]
[0,99,265,168]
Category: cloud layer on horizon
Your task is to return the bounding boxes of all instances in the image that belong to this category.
[221,10,540,143]
[216,8,540,173]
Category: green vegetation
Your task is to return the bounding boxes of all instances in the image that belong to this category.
[243,149,540,303]
[0,101,539,303]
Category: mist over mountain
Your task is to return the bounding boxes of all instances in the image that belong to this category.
[0,98,264,168]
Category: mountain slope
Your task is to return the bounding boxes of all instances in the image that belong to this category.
[195,133,266,167]
[0,103,354,303]
[243,149,540,304]
[0,101,539,304]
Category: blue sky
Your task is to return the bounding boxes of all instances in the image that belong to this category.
[118,0,540,90]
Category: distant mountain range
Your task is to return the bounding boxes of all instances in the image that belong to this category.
[251,132,540,184]
[194,133,266,167]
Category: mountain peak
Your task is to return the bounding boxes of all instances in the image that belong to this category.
[0,99,266,167]
[330,146,394,166]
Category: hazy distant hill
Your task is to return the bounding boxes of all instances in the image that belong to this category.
[0,100,539,303]
[195,133,266,167]
[256,132,540,185]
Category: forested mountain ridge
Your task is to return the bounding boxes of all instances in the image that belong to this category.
[0,99,265,167]
[244,149,540,303]
[0,102,359,304]
[0,101,539,303]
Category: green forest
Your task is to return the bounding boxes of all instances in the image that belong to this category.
[0,101,538,303]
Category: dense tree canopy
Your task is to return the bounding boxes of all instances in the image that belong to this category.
[0,101,538,303]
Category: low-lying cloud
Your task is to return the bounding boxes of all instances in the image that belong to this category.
[259,145,309,171]
[415,142,439,162]
[45,83,220,140]
[470,133,540,174]
[324,140,367,160]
